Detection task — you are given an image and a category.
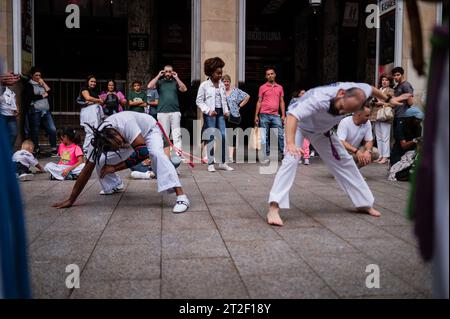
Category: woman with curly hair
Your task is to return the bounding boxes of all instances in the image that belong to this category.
[196,57,234,172]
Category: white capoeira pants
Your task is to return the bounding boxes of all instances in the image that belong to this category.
[80,104,104,152]
[96,125,182,194]
[269,128,375,209]
[44,163,86,181]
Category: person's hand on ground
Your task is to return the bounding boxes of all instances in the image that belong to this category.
[52,199,75,209]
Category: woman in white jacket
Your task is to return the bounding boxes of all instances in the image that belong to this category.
[196,57,234,172]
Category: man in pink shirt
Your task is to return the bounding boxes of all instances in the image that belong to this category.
[255,67,286,162]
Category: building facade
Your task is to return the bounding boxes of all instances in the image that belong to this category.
[0,0,444,133]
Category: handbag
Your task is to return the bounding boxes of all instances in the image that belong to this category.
[376,105,394,122]
[250,126,262,150]
[228,114,241,125]
[76,95,89,108]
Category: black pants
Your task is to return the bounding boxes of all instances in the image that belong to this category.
[16,162,31,175]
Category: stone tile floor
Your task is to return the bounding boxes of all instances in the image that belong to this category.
[21,157,432,299]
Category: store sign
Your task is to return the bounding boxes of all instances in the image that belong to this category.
[379,0,397,15]
[129,34,149,51]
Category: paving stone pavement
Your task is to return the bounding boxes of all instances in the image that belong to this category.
[21,157,432,299]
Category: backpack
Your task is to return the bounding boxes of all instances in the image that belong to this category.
[103,93,120,116]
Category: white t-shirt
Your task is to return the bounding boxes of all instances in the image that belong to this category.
[86,111,158,162]
[287,82,373,134]
[337,116,373,147]
[12,150,39,168]
[0,87,17,116]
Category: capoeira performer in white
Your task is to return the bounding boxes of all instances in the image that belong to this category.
[267,82,411,226]
[53,111,190,213]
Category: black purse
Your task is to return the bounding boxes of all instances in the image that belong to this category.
[228,114,241,125]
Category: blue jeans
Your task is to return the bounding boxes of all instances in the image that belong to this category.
[204,108,227,165]
[28,108,57,151]
[0,115,18,148]
[259,114,285,157]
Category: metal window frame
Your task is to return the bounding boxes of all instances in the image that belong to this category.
[436,1,443,26]
[191,0,201,84]
[375,0,404,84]
[238,0,246,84]
[12,0,22,74]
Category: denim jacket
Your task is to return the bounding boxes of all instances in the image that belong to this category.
[196,79,229,115]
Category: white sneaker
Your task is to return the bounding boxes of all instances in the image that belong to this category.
[208,165,216,172]
[259,159,270,164]
[100,182,124,195]
[130,171,153,180]
[219,164,235,171]
[173,195,190,214]
[19,173,34,182]
[304,159,310,165]
[228,158,235,164]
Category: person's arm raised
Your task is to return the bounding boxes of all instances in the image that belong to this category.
[148,71,164,89]
[173,72,188,93]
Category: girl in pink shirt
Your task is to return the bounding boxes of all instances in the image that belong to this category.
[44,128,85,180]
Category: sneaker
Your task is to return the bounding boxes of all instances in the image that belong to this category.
[219,163,235,171]
[304,159,310,165]
[228,158,235,164]
[100,182,124,195]
[50,149,59,158]
[173,195,190,214]
[259,159,270,164]
[310,151,316,157]
[208,165,216,172]
[19,173,34,182]
[130,171,152,180]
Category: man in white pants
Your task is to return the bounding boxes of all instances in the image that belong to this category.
[267,82,411,226]
[147,65,188,154]
[53,112,190,214]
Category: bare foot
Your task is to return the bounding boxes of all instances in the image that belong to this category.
[267,207,284,226]
[359,207,382,217]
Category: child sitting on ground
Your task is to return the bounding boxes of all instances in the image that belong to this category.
[44,128,85,181]
[12,140,44,181]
